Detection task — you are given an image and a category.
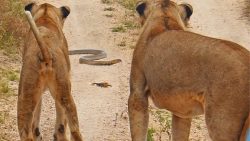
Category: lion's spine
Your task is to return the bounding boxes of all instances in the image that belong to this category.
[25,11,51,64]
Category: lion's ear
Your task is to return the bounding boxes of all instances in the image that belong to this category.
[136,2,146,16]
[60,6,70,19]
[25,2,35,12]
[178,3,193,21]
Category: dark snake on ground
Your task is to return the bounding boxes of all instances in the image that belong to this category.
[68,49,122,65]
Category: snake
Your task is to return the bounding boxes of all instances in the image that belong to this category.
[68,49,122,65]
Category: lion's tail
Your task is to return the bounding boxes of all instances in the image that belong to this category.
[25,11,52,65]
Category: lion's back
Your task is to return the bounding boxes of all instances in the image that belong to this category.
[143,30,249,94]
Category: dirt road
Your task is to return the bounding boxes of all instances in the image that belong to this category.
[36,0,132,140]
[7,0,249,140]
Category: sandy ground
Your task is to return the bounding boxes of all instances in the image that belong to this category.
[36,0,132,140]
[1,0,249,140]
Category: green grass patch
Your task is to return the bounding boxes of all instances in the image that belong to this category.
[111,25,126,32]
[0,0,26,57]
[0,112,8,124]
[153,110,172,132]
[123,20,139,29]
[0,81,13,97]
[111,21,139,33]
[0,81,10,94]
[0,68,19,97]
[104,7,115,11]
[105,14,114,18]
[118,40,126,47]
[0,69,19,82]
[117,0,137,10]
[150,109,172,140]
[101,0,114,4]
[7,71,19,81]
[147,128,156,141]
[8,0,25,17]
[0,26,19,56]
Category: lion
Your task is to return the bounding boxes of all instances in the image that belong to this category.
[128,0,250,141]
[18,3,83,141]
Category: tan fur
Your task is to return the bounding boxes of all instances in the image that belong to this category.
[18,3,83,141]
[128,0,250,141]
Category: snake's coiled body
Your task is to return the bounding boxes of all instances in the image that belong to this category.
[68,49,122,65]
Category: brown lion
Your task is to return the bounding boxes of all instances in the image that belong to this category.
[128,0,250,141]
[18,3,83,141]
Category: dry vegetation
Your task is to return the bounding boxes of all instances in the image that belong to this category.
[0,0,28,140]
[101,0,140,49]
[0,0,27,95]
[244,0,250,21]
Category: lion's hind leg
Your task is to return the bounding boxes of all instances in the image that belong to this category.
[205,93,248,141]
[33,99,43,141]
[18,70,44,141]
[51,95,69,141]
[49,82,69,141]
[49,76,83,141]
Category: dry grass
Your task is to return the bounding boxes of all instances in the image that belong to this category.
[0,0,26,82]
[104,7,115,11]
[117,0,137,10]
[112,25,127,32]
[148,108,172,141]
[0,0,27,140]
[244,0,250,21]
[101,0,114,5]
[0,0,28,58]
[0,0,26,97]
[101,0,140,48]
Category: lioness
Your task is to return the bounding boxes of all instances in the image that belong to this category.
[128,0,249,141]
[18,3,83,141]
